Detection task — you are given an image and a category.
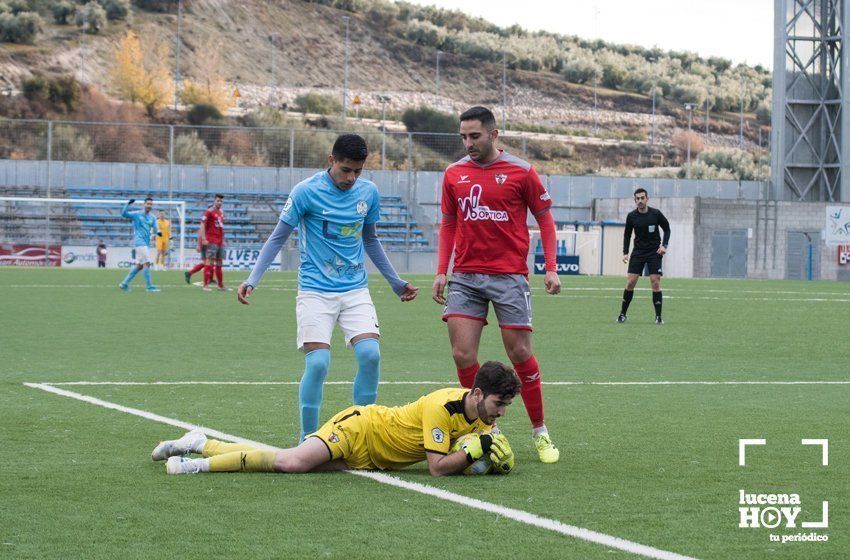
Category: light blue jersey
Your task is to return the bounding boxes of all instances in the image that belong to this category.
[122,203,159,247]
[280,170,381,293]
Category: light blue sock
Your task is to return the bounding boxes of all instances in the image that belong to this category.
[352,338,380,406]
[142,267,153,288]
[298,349,330,442]
[122,267,139,286]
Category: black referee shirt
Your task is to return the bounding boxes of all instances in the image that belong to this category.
[623,207,670,254]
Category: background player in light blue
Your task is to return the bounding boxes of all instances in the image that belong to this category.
[119,197,161,292]
[237,134,419,441]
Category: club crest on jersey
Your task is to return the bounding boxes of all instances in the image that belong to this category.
[457,184,509,222]
[494,173,508,185]
[356,200,368,217]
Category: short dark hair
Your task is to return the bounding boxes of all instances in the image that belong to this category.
[634,188,648,197]
[459,106,497,130]
[144,197,153,202]
[331,134,368,162]
[214,194,225,200]
[472,361,522,400]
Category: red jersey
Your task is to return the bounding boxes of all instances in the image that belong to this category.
[202,207,225,245]
[440,151,551,275]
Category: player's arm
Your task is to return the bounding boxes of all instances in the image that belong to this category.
[362,222,418,301]
[121,199,136,218]
[657,211,671,255]
[198,217,207,246]
[433,173,457,304]
[425,450,475,477]
[238,220,295,304]
[623,214,633,262]
[534,209,560,295]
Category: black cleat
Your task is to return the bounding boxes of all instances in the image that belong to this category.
[616,313,627,323]
[184,271,191,284]
[655,316,664,325]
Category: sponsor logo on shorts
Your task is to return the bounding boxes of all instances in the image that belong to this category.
[329,432,340,443]
[431,428,445,444]
[458,185,509,222]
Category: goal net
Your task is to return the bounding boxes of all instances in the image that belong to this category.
[0,197,186,268]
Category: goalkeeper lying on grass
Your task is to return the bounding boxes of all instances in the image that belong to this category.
[154,361,518,477]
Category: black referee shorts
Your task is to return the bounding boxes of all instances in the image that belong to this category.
[628,250,663,276]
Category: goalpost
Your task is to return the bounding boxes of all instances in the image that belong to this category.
[0,197,187,268]
[529,227,602,275]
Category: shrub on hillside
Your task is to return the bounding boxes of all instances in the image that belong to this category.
[6,0,27,14]
[186,103,223,125]
[0,11,42,44]
[671,129,704,158]
[51,0,74,23]
[132,0,186,12]
[173,131,214,165]
[99,0,130,21]
[401,106,458,133]
[75,1,106,33]
[294,92,341,116]
[23,75,81,113]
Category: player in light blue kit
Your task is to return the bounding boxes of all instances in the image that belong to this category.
[237,134,419,441]
[119,197,162,293]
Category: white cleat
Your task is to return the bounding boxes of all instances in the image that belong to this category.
[166,456,206,475]
[151,429,207,461]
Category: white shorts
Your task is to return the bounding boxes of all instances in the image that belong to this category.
[295,288,380,351]
[134,245,152,265]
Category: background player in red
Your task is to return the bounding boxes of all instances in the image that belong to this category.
[185,194,228,291]
[432,106,561,463]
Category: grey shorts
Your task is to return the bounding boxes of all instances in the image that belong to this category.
[442,273,532,331]
[205,243,225,260]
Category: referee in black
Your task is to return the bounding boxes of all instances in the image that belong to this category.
[618,188,670,324]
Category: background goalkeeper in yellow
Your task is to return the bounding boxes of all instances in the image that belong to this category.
[154,209,171,270]
[153,361,520,476]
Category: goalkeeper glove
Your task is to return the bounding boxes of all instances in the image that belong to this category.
[488,434,514,474]
[156,232,163,237]
[128,198,136,205]
[463,433,493,463]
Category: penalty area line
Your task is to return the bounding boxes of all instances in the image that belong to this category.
[23,382,698,560]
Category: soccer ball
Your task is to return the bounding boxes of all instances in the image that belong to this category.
[451,433,493,475]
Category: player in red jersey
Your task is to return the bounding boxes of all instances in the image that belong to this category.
[184,194,228,291]
[432,106,561,463]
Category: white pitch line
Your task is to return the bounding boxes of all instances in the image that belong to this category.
[24,382,698,560]
[41,380,850,386]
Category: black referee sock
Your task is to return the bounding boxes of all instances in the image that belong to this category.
[652,291,662,317]
[620,290,634,315]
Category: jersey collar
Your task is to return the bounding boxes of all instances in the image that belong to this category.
[466,149,504,169]
[460,391,475,424]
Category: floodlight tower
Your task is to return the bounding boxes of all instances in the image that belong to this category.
[771,0,849,201]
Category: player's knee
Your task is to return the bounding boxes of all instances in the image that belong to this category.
[506,345,532,364]
[354,338,380,369]
[650,279,661,291]
[451,347,477,368]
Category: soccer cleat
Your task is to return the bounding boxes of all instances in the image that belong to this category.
[119,283,129,292]
[152,429,207,461]
[217,286,232,291]
[147,286,161,293]
[533,432,560,464]
[616,313,627,323]
[655,316,664,325]
[202,286,213,292]
[184,271,191,284]
[166,456,206,475]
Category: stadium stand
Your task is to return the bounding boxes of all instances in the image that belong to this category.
[1,186,429,249]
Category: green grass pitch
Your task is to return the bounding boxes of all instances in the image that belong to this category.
[1,268,848,559]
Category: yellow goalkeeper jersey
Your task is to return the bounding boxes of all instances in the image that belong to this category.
[155,218,171,249]
[312,387,491,470]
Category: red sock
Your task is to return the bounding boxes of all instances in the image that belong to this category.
[215,265,224,287]
[188,263,204,276]
[202,265,212,286]
[457,363,480,389]
[513,355,545,428]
